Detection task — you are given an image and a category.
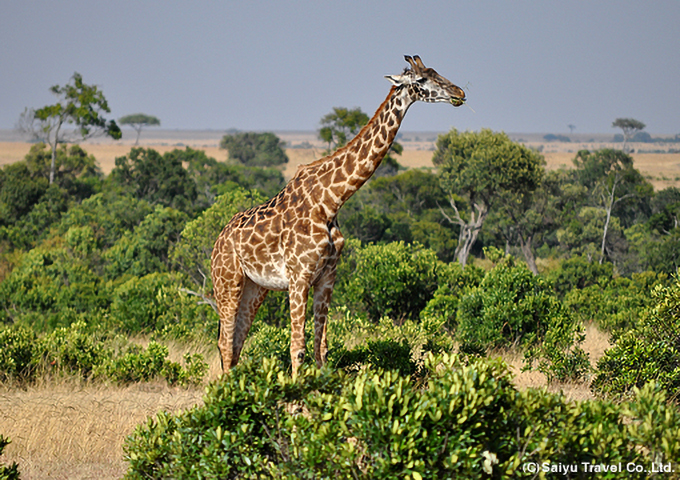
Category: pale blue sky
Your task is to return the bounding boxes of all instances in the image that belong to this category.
[2,1,679,134]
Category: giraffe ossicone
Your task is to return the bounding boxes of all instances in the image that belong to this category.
[211,55,466,375]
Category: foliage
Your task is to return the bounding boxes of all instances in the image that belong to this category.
[220,132,289,167]
[124,355,680,479]
[179,146,285,206]
[457,254,589,382]
[592,277,680,401]
[0,322,207,386]
[98,341,206,386]
[18,72,121,184]
[333,241,453,323]
[0,230,109,330]
[0,326,36,382]
[108,147,198,212]
[564,271,667,334]
[0,435,20,480]
[118,113,161,145]
[612,117,646,152]
[108,273,213,338]
[318,107,370,151]
[433,128,544,266]
[104,206,189,279]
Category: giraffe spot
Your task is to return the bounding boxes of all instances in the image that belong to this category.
[344,155,355,175]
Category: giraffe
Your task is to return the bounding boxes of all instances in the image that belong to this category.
[211,55,466,375]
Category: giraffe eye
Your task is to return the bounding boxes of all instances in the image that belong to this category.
[416,78,427,85]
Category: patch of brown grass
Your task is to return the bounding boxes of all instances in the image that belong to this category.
[0,381,204,480]
[2,140,678,189]
[502,322,611,401]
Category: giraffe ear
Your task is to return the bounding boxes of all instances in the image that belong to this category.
[385,74,407,86]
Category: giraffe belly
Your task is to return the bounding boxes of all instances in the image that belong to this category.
[242,263,289,291]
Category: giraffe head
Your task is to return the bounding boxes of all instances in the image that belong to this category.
[385,55,466,107]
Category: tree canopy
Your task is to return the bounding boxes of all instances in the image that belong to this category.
[119,113,161,145]
[219,132,288,167]
[318,107,370,152]
[17,72,121,184]
[612,118,646,152]
[433,129,545,266]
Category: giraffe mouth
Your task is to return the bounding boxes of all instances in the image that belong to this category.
[450,96,465,107]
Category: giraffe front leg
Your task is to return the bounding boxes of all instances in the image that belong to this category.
[288,280,311,376]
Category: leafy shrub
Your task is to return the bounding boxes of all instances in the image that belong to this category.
[545,255,614,297]
[124,355,680,479]
[97,341,206,386]
[0,238,109,330]
[420,263,484,330]
[36,321,106,377]
[457,255,589,382]
[592,277,680,400]
[220,132,289,167]
[0,326,37,382]
[331,338,417,377]
[107,148,198,213]
[0,435,20,480]
[103,206,189,279]
[109,272,213,338]
[563,270,667,334]
[334,241,457,323]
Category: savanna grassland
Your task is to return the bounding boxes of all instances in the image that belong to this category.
[1,130,679,479]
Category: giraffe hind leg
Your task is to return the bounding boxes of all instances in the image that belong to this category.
[231,277,269,367]
[312,266,337,367]
[213,254,245,373]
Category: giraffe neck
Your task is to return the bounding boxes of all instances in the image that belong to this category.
[310,85,415,218]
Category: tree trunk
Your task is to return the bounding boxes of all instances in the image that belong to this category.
[599,176,620,264]
[519,234,539,275]
[454,203,488,267]
[48,119,63,185]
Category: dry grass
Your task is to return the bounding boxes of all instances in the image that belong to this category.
[2,140,677,189]
[501,322,611,402]
[0,381,204,480]
[0,325,612,478]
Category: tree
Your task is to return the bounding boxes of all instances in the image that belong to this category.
[573,149,652,264]
[107,148,197,213]
[612,118,645,153]
[318,107,369,151]
[17,72,121,185]
[219,132,288,167]
[433,129,544,266]
[318,106,403,175]
[119,114,161,145]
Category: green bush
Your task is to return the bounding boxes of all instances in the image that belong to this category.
[546,255,614,297]
[0,326,37,382]
[0,322,206,387]
[331,338,417,377]
[97,341,206,386]
[0,435,20,480]
[563,270,667,335]
[592,277,680,400]
[36,321,106,377]
[334,241,460,323]
[124,355,680,479]
[109,272,213,338]
[457,255,589,382]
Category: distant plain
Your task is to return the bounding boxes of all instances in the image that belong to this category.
[1,129,678,190]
